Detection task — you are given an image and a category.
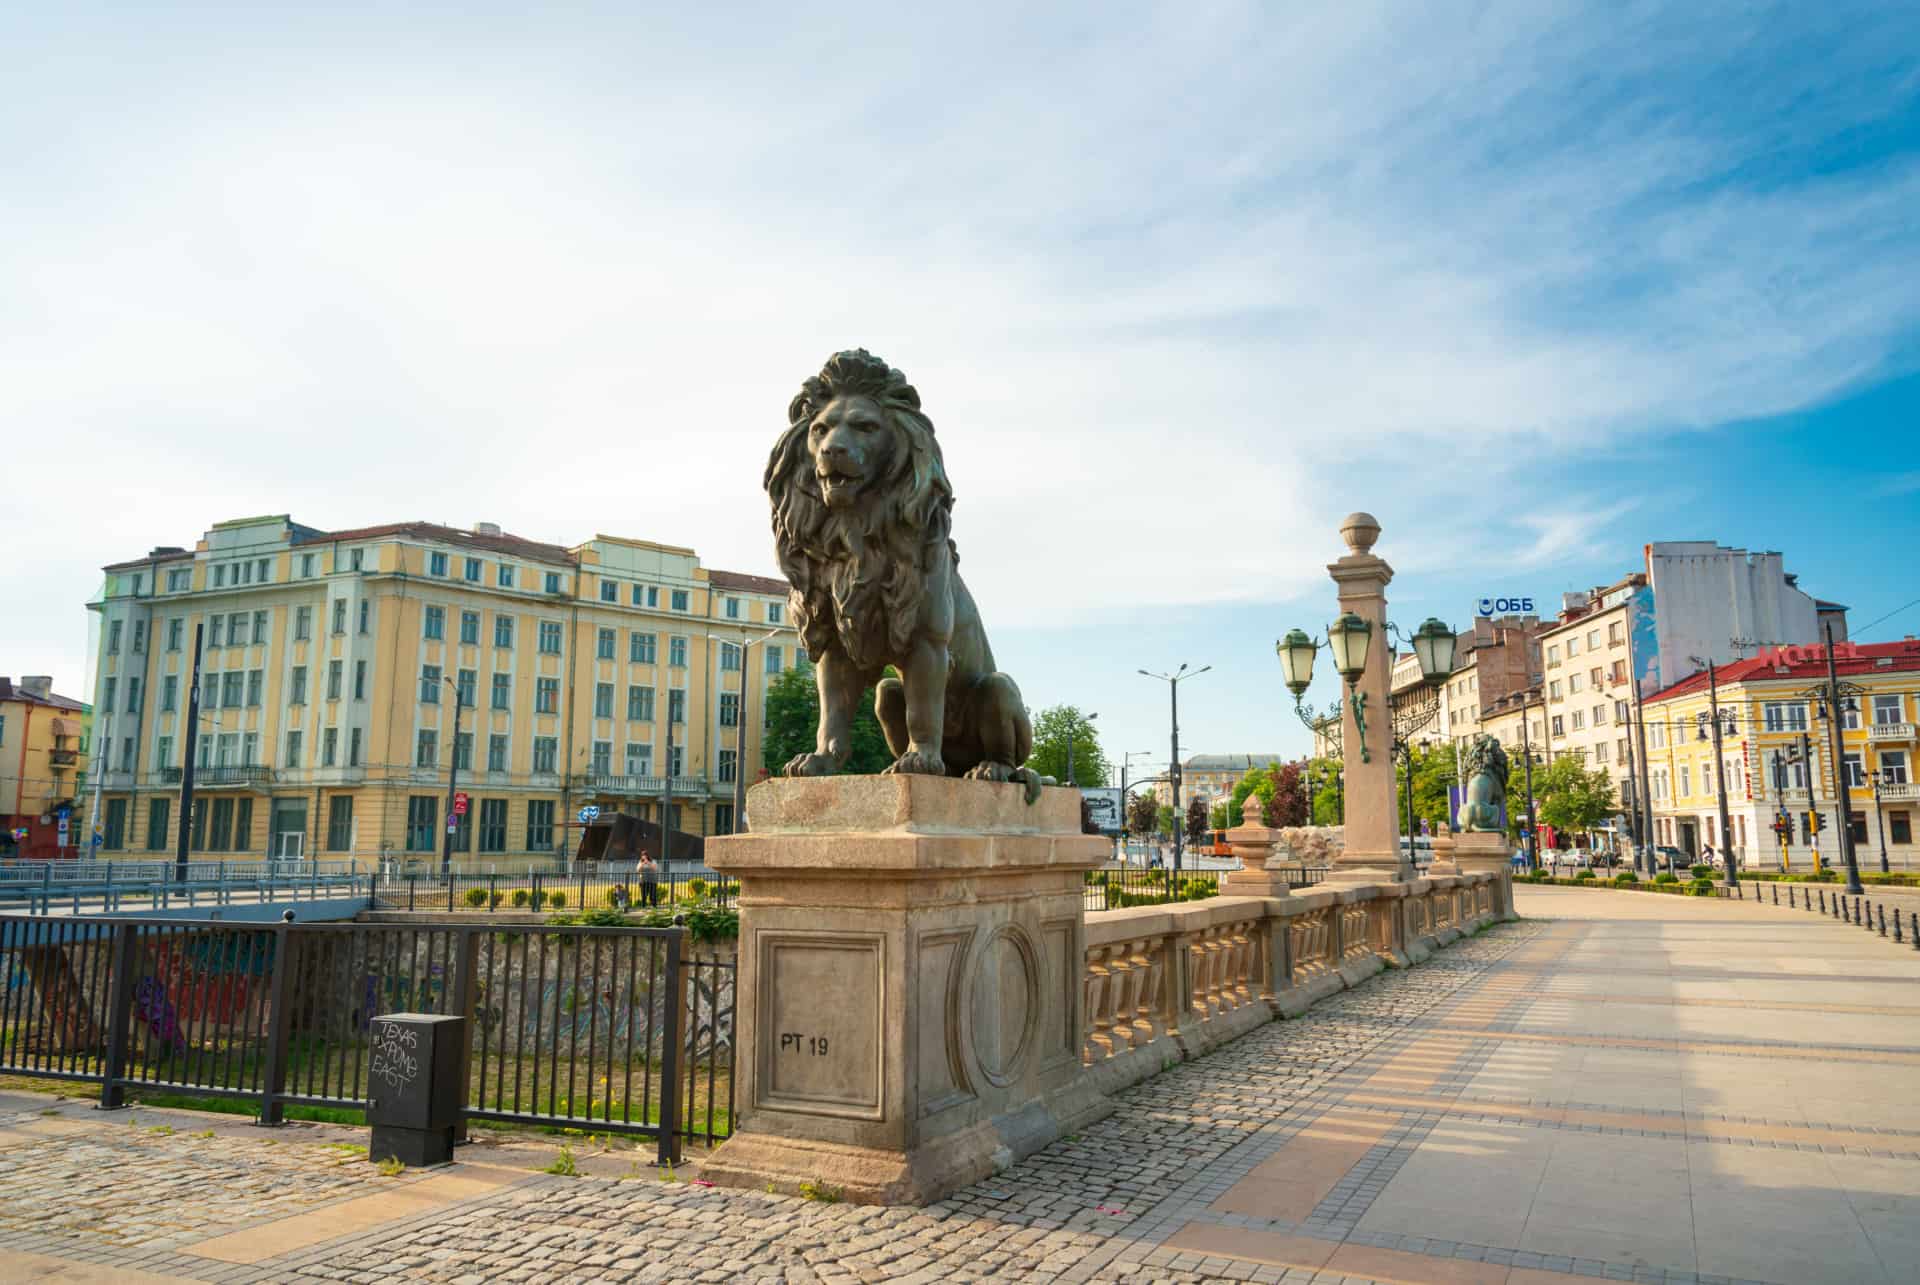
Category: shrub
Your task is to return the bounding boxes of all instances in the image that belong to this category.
[463,886,490,907]
[1613,871,1638,885]
[510,888,531,907]
[1690,864,1715,880]
[1813,868,1839,882]
[547,890,568,907]
[1688,880,1716,897]
[1573,868,1597,881]
[688,877,709,900]
[1653,872,1678,885]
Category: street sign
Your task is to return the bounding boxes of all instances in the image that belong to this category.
[579,805,601,823]
[446,819,459,834]
[453,792,469,816]
[54,805,72,822]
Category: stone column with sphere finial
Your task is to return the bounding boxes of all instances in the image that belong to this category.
[1222,792,1293,897]
[1323,513,1412,883]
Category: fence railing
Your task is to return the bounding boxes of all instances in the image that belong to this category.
[0,868,368,915]
[0,859,360,884]
[0,915,735,1158]
[1083,865,1325,912]
[375,870,739,914]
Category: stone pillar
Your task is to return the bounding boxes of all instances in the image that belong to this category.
[1325,512,1410,883]
[701,776,1111,1205]
[1222,794,1293,897]
[1428,822,1459,875]
[1454,830,1517,920]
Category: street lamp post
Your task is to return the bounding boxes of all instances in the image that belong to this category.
[708,630,780,836]
[1111,750,1154,859]
[441,675,465,874]
[1520,705,1539,870]
[1813,622,1866,895]
[1066,711,1100,787]
[1139,666,1210,880]
[1869,768,1891,874]
[1688,656,1739,888]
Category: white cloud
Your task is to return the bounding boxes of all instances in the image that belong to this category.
[1,2,1917,697]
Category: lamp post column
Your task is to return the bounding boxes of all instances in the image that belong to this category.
[1823,624,1865,895]
[1325,513,1404,882]
[1705,662,1738,888]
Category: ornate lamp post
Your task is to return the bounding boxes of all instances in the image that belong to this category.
[1138,664,1210,879]
[1868,768,1891,874]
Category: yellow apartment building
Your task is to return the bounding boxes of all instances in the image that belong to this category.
[87,516,799,868]
[1,676,90,858]
[1643,638,1920,870]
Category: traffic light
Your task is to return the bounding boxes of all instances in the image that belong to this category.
[1807,810,1824,835]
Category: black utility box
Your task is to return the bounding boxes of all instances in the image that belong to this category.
[366,1012,464,1167]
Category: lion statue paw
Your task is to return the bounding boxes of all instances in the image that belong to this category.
[783,752,839,778]
[883,749,947,777]
[964,761,1045,805]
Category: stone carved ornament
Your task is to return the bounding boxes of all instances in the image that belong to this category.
[765,349,1044,802]
[1459,734,1510,833]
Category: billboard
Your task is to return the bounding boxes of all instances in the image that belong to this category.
[1081,787,1124,834]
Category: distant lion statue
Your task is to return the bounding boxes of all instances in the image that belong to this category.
[1460,734,1509,832]
[765,349,1043,802]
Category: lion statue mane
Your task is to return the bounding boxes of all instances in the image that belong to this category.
[1460,734,1510,833]
[764,349,1042,801]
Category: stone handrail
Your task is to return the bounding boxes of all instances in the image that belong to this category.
[1081,871,1507,1093]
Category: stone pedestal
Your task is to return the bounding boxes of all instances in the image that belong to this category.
[701,775,1111,1205]
[1221,795,1293,897]
[1427,824,1459,876]
[1322,513,1412,885]
[1453,830,1516,919]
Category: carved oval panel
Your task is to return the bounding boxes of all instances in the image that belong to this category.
[970,924,1039,1087]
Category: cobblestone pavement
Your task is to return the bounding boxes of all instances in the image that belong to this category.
[4,889,1917,1283]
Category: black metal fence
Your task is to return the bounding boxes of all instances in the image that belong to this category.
[1083,865,1328,911]
[375,869,739,914]
[0,915,734,1159]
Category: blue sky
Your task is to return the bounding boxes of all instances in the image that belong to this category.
[2,2,1916,773]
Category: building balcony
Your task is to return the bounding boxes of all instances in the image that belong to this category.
[47,747,77,767]
[581,773,708,797]
[1880,780,1920,803]
[157,765,276,788]
[1869,722,1916,743]
[1773,785,1812,804]
[306,767,367,787]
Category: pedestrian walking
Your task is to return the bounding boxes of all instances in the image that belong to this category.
[640,853,661,907]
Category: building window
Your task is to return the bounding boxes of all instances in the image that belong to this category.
[289,666,307,705]
[626,743,652,777]
[416,730,438,767]
[455,731,473,772]
[494,615,514,649]
[456,668,476,709]
[156,735,172,768]
[217,672,240,707]
[406,796,438,852]
[591,740,612,775]
[1546,645,1559,667]
[478,798,508,852]
[526,799,555,851]
[254,610,268,643]
[668,689,686,724]
[718,749,737,784]
[1551,715,1564,737]
[491,673,512,710]
[1569,673,1584,694]
[538,621,564,654]
[601,580,618,603]
[532,736,558,773]
[536,678,559,715]
[322,726,338,767]
[1843,752,1865,789]
[167,618,184,650]
[430,551,448,577]
[594,682,614,719]
[348,548,364,572]
[292,606,311,641]
[669,746,684,777]
[167,567,191,592]
[107,620,122,654]
[1594,742,1609,764]
[719,693,739,727]
[299,553,314,578]
[214,564,227,588]
[464,557,482,582]
[358,601,369,634]
[246,670,263,707]
[122,676,140,714]
[327,660,343,701]
[332,600,347,634]
[103,676,117,712]
[1570,710,1585,731]
[720,643,741,672]
[349,727,363,766]
[1893,811,1913,845]
[1678,765,1690,797]
[1850,810,1870,844]
[1763,701,1808,732]
[208,616,224,649]
[498,564,516,588]
[714,803,735,835]
[354,660,368,700]
[488,734,508,773]
[769,602,783,624]
[424,606,445,640]
[725,597,740,620]
[1567,636,1581,658]
[628,686,654,721]
[279,729,300,769]
[459,611,480,646]
[1874,694,1906,725]
[669,637,688,667]
[131,620,146,653]
[546,572,563,595]
[1592,704,1607,726]
[146,798,170,852]
[765,646,783,674]
[1882,751,1910,786]
[630,632,656,664]
[671,589,689,612]
[228,612,248,646]
[421,664,442,702]
[597,628,615,660]
[327,796,354,851]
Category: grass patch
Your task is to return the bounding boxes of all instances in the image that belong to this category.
[376,1155,406,1177]
[542,1144,579,1176]
[798,1180,841,1203]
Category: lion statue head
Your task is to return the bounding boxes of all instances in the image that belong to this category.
[1466,734,1509,786]
[764,349,955,670]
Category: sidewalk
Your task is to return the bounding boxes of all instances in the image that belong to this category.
[2,886,1916,1282]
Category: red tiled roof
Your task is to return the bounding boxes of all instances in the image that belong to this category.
[317,522,575,565]
[708,569,790,596]
[0,678,87,712]
[1645,639,1920,704]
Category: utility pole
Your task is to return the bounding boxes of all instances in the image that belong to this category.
[175,621,204,882]
[440,677,465,874]
[1697,659,1738,887]
[1520,698,1539,870]
[661,693,675,867]
[1139,666,1210,881]
[1822,623,1865,894]
[1065,710,1099,788]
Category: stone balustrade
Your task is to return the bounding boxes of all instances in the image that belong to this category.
[1080,871,1507,1095]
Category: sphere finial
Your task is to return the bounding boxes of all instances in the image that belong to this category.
[1340,512,1381,554]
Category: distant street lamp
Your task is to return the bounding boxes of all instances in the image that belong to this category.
[1066,711,1100,787]
[1138,665,1210,879]
[1868,768,1892,874]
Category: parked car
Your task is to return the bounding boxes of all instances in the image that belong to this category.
[1652,845,1688,874]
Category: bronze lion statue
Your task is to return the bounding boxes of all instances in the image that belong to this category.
[765,349,1043,801]
[1460,734,1510,832]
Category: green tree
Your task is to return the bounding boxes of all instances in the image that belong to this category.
[1128,789,1159,836]
[1185,796,1208,843]
[1394,745,1458,836]
[1156,803,1176,837]
[1534,753,1617,842]
[760,663,895,777]
[1209,801,1232,830]
[1306,758,1343,826]
[1026,705,1108,786]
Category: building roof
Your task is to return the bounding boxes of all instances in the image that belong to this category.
[314,521,576,566]
[1644,638,1920,705]
[0,677,87,712]
[1183,754,1288,771]
[708,569,790,596]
